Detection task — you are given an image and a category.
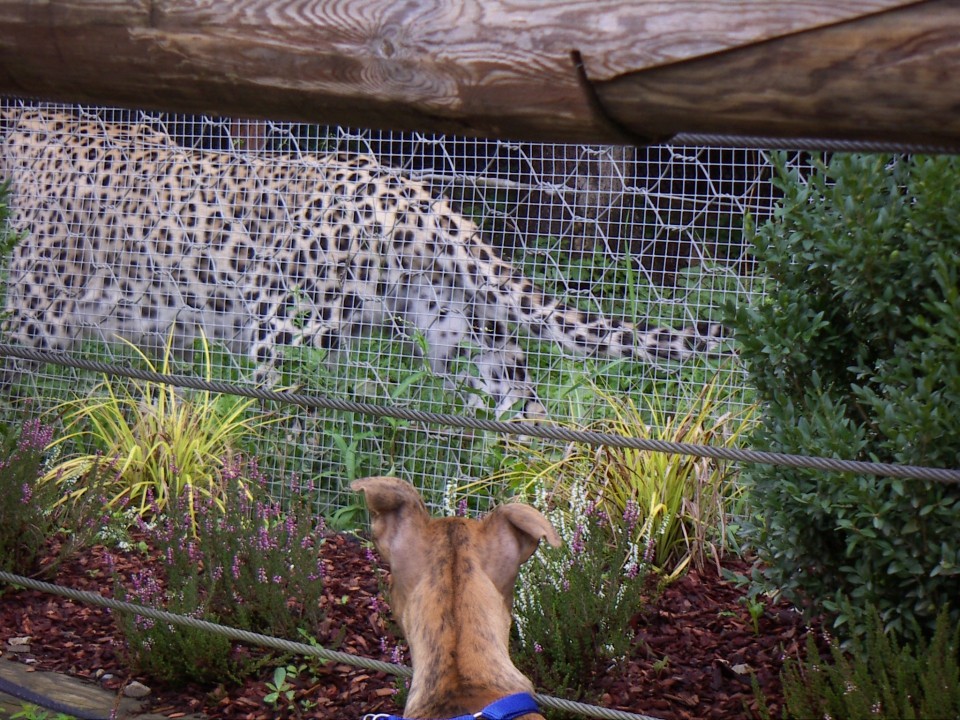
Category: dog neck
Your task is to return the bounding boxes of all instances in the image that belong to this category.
[397,519,541,718]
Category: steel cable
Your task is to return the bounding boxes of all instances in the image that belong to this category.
[1,344,958,484]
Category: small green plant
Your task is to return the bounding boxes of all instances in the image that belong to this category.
[652,655,671,677]
[766,608,960,719]
[42,332,280,526]
[511,480,654,698]
[740,591,766,636]
[10,704,76,720]
[263,662,321,714]
[264,665,298,709]
[114,458,327,685]
[0,418,110,578]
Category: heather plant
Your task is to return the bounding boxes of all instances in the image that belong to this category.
[0,418,110,578]
[756,607,960,719]
[511,481,654,697]
[114,456,327,684]
[730,153,960,643]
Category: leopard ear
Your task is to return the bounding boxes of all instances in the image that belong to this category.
[351,476,430,567]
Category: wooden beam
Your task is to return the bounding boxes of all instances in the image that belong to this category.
[0,0,951,146]
[598,0,960,147]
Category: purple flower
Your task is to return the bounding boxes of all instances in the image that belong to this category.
[571,525,586,555]
[20,483,33,504]
[622,500,640,533]
[17,419,54,453]
[643,536,656,565]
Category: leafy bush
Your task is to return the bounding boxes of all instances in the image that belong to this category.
[511,481,654,698]
[0,418,108,578]
[42,333,280,526]
[775,607,960,719]
[462,377,754,576]
[115,458,327,684]
[730,153,960,641]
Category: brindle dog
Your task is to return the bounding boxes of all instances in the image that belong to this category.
[353,476,561,720]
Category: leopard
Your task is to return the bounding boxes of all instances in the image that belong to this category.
[0,108,724,418]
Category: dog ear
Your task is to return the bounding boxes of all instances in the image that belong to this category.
[480,503,561,596]
[351,476,430,567]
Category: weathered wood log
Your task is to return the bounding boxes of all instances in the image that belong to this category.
[0,0,955,147]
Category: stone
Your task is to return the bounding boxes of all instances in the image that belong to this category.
[123,681,152,699]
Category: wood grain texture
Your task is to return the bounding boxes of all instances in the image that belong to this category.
[597,0,960,146]
[0,0,948,145]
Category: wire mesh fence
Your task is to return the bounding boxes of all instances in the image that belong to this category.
[0,98,782,512]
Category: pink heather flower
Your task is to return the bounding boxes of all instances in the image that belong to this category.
[533,642,544,654]
[643,536,656,564]
[17,419,54,453]
[312,559,326,581]
[571,526,586,555]
[623,500,640,533]
[20,483,33,504]
[456,498,468,517]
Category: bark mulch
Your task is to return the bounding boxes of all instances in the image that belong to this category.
[0,534,819,719]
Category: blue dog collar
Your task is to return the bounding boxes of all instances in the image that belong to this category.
[364,691,540,720]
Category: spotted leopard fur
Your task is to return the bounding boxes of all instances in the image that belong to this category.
[0,110,723,417]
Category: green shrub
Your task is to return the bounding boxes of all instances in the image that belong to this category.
[777,607,959,719]
[730,153,960,642]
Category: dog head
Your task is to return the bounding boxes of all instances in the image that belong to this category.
[352,476,560,719]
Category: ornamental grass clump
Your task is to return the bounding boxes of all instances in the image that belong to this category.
[0,418,110,578]
[42,332,281,529]
[115,456,327,685]
[464,377,753,577]
[510,481,654,698]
